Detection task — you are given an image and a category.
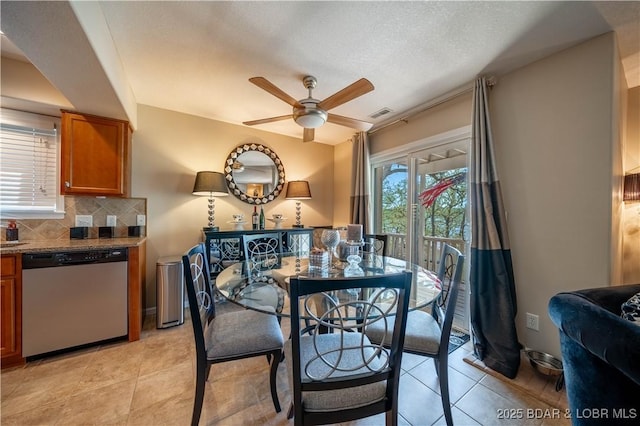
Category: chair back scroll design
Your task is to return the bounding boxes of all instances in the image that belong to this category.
[183,244,216,349]
[363,234,388,257]
[183,243,284,426]
[433,244,464,342]
[300,287,400,381]
[242,233,283,277]
[288,272,412,426]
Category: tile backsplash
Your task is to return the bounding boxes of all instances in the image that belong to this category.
[2,196,147,241]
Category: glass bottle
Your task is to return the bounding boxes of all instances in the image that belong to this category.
[259,206,265,229]
[252,206,259,230]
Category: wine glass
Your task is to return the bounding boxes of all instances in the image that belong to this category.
[320,229,341,271]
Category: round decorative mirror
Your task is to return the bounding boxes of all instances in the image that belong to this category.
[224,143,285,204]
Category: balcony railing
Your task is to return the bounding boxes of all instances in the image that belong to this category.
[385,233,469,332]
[385,233,466,266]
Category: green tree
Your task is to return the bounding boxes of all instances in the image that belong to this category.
[382,176,407,233]
[379,166,467,239]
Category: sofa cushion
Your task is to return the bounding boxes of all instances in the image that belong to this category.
[621,291,640,325]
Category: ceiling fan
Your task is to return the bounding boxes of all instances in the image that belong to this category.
[243,75,375,142]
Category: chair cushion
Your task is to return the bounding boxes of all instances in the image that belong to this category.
[285,332,387,412]
[205,309,283,360]
[621,292,640,325]
[366,309,441,355]
[227,276,285,314]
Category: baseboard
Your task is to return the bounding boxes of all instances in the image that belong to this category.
[463,352,568,410]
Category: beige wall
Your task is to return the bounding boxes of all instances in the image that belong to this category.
[491,33,620,357]
[627,87,640,168]
[131,105,335,308]
[369,91,472,155]
[623,87,640,284]
[0,57,72,110]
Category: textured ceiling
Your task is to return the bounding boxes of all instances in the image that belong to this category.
[2,1,639,145]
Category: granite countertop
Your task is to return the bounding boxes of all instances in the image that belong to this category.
[0,237,147,254]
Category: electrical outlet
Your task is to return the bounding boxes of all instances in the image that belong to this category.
[526,313,539,331]
[75,215,93,227]
[136,215,146,226]
[106,215,117,227]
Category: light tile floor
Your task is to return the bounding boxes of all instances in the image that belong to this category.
[1,311,569,426]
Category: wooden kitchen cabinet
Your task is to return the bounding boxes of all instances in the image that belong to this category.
[1,254,23,367]
[127,240,146,342]
[61,111,132,197]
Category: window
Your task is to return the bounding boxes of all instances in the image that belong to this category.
[373,160,408,234]
[0,109,64,218]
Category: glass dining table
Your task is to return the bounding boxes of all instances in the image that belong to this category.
[215,254,442,319]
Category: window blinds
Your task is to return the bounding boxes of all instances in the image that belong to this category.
[0,111,60,214]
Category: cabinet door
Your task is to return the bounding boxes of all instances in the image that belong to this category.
[1,276,18,357]
[1,255,21,362]
[61,111,131,197]
[285,230,312,256]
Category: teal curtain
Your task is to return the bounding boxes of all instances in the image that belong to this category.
[469,77,521,379]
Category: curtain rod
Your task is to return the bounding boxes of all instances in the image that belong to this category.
[369,77,495,135]
[368,85,472,135]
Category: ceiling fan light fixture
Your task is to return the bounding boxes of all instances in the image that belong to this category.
[246,75,374,137]
[293,107,327,129]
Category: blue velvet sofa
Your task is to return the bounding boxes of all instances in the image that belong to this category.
[549,284,640,425]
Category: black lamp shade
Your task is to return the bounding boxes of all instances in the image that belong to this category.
[192,171,229,196]
[285,180,312,199]
[624,173,640,202]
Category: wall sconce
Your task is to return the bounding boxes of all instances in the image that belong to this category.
[285,180,312,228]
[192,171,229,231]
[623,173,640,202]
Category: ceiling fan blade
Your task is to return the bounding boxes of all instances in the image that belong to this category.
[317,78,374,111]
[327,113,374,131]
[303,128,315,143]
[249,77,302,108]
[243,114,292,126]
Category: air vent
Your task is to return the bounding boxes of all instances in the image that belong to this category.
[369,107,393,119]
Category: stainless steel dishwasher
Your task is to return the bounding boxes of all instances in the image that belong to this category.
[22,248,128,358]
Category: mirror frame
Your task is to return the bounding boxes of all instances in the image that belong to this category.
[224,143,285,204]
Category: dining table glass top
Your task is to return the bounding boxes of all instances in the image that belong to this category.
[215,254,442,319]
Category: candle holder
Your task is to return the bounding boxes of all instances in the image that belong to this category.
[347,224,363,243]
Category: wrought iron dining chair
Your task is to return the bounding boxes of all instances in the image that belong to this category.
[240,232,286,313]
[365,244,464,426]
[182,243,284,426]
[363,233,388,257]
[286,271,413,426]
[242,232,283,276]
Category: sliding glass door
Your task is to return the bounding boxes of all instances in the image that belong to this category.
[371,131,471,331]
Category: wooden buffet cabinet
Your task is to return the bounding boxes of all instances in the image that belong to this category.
[1,254,22,367]
[204,228,314,276]
[61,111,132,197]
